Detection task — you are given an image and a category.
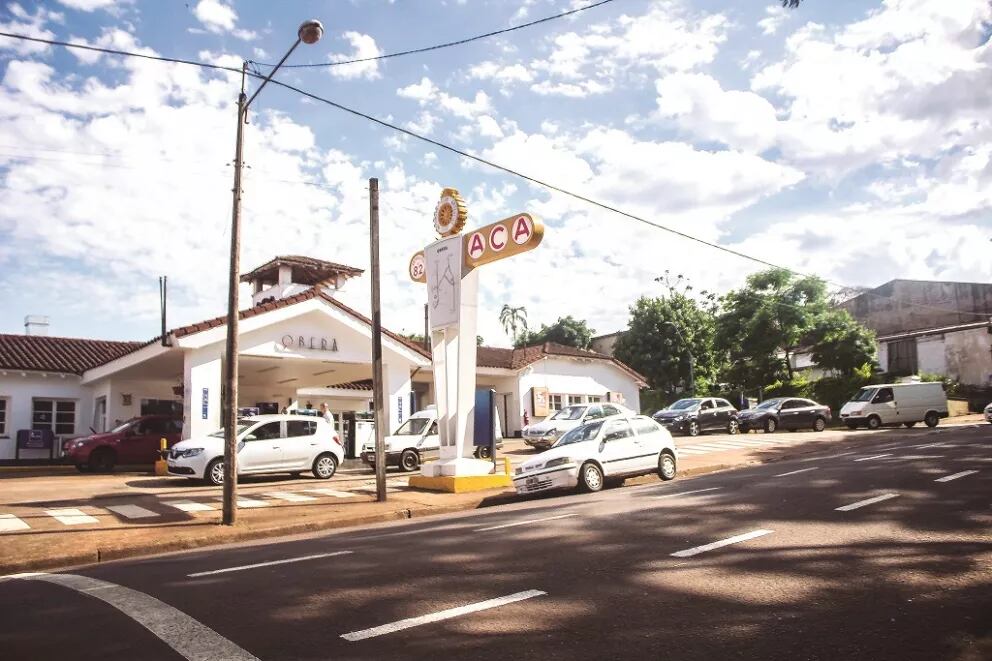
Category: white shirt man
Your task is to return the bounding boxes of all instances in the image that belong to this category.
[319,403,334,426]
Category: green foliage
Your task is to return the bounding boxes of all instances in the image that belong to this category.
[516,315,595,349]
[763,374,813,399]
[613,289,720,395]
[918,372,960,397]
[809,309,877,376]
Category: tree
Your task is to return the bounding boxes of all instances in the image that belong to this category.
[715,268,828,390]
[808,309,876,376]
[516,315,595,349]
[613,290,719,395]
[499,304,527,345]
[782,0,802,7]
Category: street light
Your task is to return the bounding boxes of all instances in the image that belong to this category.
[222,19,324,526]
[664,321,694,396]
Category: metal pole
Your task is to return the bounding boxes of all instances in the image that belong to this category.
[222,62,247,526]
[423,303,429,350]
[369,178,387,503]
[687,353,695,396]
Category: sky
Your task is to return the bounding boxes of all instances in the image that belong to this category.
[0,0,990,347]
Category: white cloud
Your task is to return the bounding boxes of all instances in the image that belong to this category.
[757,4,789,36]
[468,61,534,85]
[55,0,122,10]
[0,4,61,56]
[192,0,256,40]
[327,32,383,80]
[397,77,492,120]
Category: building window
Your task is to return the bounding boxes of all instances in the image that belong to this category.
[33,399,76,436]
[587,395,603,403]
[141,398,182,416]
[0,397,7,436]
[548,394,563,412]
[567,395,584,406]
[887,339,918,376]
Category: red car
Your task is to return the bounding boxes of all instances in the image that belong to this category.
[65,414,183,472]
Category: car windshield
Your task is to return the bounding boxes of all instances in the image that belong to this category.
[852,388,877,402]
[209,422,253,438]
[755,398,784,410]
[668,399,702,411]
[550,406,585,421]
[554,421,604,446]
[109,418,139,433]
[394,417,430,436]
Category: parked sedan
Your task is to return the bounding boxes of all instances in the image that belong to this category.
[652,397,739,436]
[513,416,677,495]
[167,414,343,485]
[522,402,632,450]
[65,414,183,472]
[737,397,832,433]
[985,402,992,424]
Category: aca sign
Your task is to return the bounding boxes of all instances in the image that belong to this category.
[464,213,543,268]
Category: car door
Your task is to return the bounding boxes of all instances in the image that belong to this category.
[778,400,801,429]
[632,417,665,472]
[871,387,897,424]
[238,421,283,473]
[697,399,717,431]
[597,419,638,476]
[714,399,734,430]
[795,400,818,428]
[122,417,167,464]
[284,419,318,469]
[419,420,440,460]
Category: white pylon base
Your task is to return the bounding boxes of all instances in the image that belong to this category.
[420,457,495,477]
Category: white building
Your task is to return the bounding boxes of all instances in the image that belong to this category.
[0,256,645,461]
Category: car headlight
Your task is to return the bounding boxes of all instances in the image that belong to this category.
[544,457,572,469]
[849,409,863,416]
[674,415,688,422]
[179,448,203,458]
[543,428,558,438]
[73,440,86,449]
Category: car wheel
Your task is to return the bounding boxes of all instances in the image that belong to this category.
[866,415,882,430]
[813,417,826,432]
[474,445,493,460]
[924,412,939,428]
[727,419,740,435]
[312,453,338,479]
[658,451,677,481]
[205,458,225,486]
[687,420,700,437]
[903,421,916,428]
[578,462,604,493]
[88,448,116,473]
[398,449,420,473]
[764,418,778,434]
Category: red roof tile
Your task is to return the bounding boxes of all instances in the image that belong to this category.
[0,334,144,375]
[476,342,647,385]
[239,255,363,285]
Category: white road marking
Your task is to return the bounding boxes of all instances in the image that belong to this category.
[9,572,259,660]
[670,529,774,558]
[820,452,854,459]
[854,454,892,462]
[165,500,216,513]
[235,498,269,508]
[896,455,945,460]
[653,487,723,499]
[691,443,741,451]
[674,448,709,455]
[0,513,30,532]
[774,467,819,478]
[475,513,578,532]
[341,589,546,641]
[835,493,900,511]
[302,488,358,498]
[935,470,979,483]
[105,504,160,519]
[187,551,353,577]
[45,508,98,525]
[264,491,317,503]
[914,442,950,450]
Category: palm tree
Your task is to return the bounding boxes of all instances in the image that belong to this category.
[499,304,528,345]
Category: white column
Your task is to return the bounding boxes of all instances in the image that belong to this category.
[182,349,222,438]
[385,362,412,435]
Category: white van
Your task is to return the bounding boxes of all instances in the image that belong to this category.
[839,382,948,430]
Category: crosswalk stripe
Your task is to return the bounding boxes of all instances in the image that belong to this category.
[302,488,358,498]
[0,513,30,532]
[264,492,317,503]
[165,500,216,513]
[105,504,160,519]
[45,508,99,525]
[235,498,269,508]
[675,448,709,455]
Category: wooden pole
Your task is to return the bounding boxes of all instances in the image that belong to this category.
[370,178,387,502]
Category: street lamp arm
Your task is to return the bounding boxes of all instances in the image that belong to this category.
[245,39,301,110]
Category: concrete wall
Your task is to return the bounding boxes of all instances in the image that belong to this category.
[518,358,642,422]
[840,280,992,336]
[0,372,90,460]
[590,333,623,357]
[945,327,992,386]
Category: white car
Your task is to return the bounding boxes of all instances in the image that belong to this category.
[167,414,343,486]
[361,408,440,472]
[985,402,992,424]
[513,415,678,495]
[522,402,633,450]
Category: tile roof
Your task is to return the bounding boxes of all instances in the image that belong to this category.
[476,342,647,385]
[0,334,144,375]
[326,379,373,391]
[239,255,363,285]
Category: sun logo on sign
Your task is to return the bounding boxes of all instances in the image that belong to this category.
[433,188,468,237]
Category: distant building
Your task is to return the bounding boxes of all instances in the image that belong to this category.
[590,331,624,357]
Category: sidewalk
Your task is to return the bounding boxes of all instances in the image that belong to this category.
[1,417,985,575]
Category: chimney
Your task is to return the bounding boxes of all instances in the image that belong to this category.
[25,315,50,336]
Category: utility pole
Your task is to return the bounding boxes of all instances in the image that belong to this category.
[423,303,429,350]
[369,178,387,502]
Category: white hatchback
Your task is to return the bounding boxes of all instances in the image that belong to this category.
[513,416,678,495]
[167,414,344,486]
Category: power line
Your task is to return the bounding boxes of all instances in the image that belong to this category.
[250,0,618,69]
[0,29,988,322]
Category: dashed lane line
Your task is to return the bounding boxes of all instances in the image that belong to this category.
[187,551,354,577]
[854,454,892,462]
[475,513,578,532]
[45,508,98,525]
[105,504,160,520]
[774,467,819,478]
[935,470,979,483]
[653,487,723,499]
[835,493,900,511]
[340,589,547,641]
[0,513,30,532]
[7,573,260,661]
[670,529,774,558]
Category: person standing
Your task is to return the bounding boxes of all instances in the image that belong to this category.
[319,402,334,426]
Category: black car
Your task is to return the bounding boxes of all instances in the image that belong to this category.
[737,397,832,433]
[652,397,740,437]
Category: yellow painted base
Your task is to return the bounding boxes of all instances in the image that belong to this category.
[408,473,513,493]
[153,460,168,476]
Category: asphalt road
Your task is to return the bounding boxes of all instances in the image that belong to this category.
[2,424,990,661]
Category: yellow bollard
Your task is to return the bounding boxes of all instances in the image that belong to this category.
[154,437,168,476]
[503,456,512,476]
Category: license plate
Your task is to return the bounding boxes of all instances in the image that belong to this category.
[526,477,538,487]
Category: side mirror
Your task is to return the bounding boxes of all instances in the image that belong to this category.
[244,434,257,442]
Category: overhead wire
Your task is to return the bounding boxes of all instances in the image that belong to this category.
[0,29,988,322]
